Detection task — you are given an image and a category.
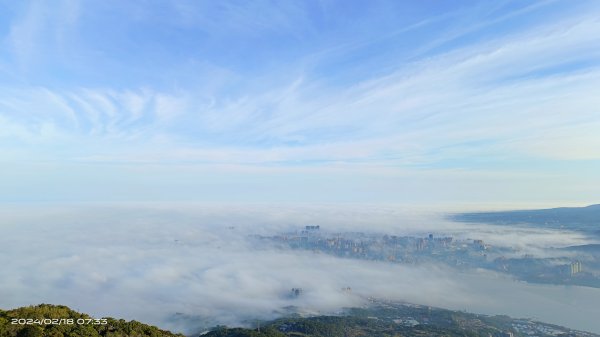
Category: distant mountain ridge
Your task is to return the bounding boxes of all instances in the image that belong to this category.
[563,243,600,252]
[449,204,600,234]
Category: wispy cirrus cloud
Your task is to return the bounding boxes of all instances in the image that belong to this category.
[1,1,599,203]
[3,17,600,163]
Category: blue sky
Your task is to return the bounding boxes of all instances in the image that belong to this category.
[1,0,600,204]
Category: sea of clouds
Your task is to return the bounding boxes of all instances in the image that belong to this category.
[1,203,599,334]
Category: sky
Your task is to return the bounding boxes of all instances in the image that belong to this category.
[1,0,600,204]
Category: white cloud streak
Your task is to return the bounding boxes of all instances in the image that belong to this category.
[2,16,600,165]
[1,3,599,204]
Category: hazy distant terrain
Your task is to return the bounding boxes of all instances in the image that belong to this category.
[203,301,600,337]
[450,204,600,235]
[260,225,600,288]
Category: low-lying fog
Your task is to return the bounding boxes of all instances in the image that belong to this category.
[1,204,599,334]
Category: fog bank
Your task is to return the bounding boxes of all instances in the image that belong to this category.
[1,204,598,334]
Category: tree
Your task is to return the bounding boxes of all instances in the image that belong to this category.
[16,326,43,337]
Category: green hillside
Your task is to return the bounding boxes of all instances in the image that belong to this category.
[0,304,183,337]
[2,303,596,337]
[202,304,597,337]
